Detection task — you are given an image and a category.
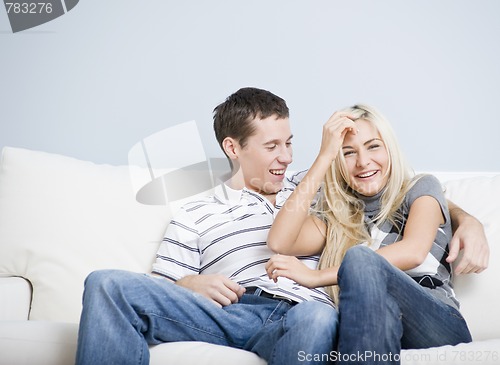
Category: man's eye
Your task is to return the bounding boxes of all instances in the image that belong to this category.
[286,142,292,147]
[267,144,277,150]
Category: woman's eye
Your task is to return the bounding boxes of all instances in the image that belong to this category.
[343,150,356,157]
[368,144,381,150]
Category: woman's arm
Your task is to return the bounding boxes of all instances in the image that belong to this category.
[267,112,357,255]
[376,195,444,271]
[267,160,330,256]
[265,254,340,287]
[266,196,444,287]
[265,196,442,287]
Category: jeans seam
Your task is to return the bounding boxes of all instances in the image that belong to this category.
[143,312,228,342]
[447,309,467,322]
[268,302,288,365]
[266,300,288,324]
[129,316,146,365]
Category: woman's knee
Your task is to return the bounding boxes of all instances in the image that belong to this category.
[344,245,375,263]
[341,245,384,270]
[338,245,387,285]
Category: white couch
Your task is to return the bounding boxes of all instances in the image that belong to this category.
[0,146,499,365]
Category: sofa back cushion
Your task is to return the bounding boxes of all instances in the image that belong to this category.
[0,147,170,322]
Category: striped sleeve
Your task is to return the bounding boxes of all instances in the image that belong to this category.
[151,206,201,280]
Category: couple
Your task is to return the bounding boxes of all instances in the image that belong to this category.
[76,87,489,365]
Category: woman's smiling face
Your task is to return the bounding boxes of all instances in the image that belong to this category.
[341,119,389,196]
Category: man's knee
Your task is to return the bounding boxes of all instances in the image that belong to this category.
[290,301,338,332]
[83,269,132,298]
[286,301,338,353]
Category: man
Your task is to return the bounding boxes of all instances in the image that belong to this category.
[75,87,488,365]
[76,87,338,365]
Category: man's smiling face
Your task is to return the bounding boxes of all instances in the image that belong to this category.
[236,115,293,195]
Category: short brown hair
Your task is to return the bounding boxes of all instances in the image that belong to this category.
[213,87,289,155]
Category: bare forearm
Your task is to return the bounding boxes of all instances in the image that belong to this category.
[376,242,426,271]
[269,113,357,253]
[316,265,339,287]
[448,200,480,234]
[268,155,331,252]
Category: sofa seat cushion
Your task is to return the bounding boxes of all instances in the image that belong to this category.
[401,339,500,365]
[0,321,78,365]
[150,342,266,365]
[1,321,499,365]
[155,341,500,365]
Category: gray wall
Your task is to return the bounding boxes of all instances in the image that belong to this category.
[1,0,499,172]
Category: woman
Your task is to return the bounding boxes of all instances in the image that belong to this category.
[266,104,472,363]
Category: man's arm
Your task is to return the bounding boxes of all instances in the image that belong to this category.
[152,207,245,308]
[447,200,489,274]
[176,274,246,308]
[151,273,245,308]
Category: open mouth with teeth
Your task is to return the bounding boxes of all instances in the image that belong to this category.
[356,170,378,179]
[270,169,285,176]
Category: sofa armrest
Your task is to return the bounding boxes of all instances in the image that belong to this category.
[0,277,31,320]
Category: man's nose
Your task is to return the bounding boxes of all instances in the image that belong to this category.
[278,146,293,164]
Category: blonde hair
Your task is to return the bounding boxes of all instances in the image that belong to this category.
[316,104,417,303]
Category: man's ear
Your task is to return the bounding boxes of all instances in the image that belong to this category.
[222,137,239,161]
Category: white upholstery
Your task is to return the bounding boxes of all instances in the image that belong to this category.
[0,277,30,321]
[0,147,170,322]
[0,147,498,365]
[440,174,500,341]
[0,321,78,365]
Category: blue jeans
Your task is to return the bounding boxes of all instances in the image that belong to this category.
[75,270,339,365]
[337,246,472,364]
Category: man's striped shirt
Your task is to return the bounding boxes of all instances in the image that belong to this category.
[152,172,334,307]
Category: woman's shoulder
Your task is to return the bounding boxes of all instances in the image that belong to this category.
[405,173,446,206]
[409,173,442,190]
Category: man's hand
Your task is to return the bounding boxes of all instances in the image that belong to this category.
[447,213,489,274]
[176,274,246,308]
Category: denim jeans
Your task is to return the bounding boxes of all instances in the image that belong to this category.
[336,246,472,364]
[75,270,339,365]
